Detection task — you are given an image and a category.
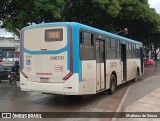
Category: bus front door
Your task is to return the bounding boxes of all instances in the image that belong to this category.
[96,40,105,92]
[121,44,127,81]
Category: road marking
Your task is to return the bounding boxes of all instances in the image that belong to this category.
[111,75,160,121]
[111,87,130,121]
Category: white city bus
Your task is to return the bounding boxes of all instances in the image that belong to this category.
[20,22,143,95]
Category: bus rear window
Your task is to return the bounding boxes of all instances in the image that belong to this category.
[45,29,63,41]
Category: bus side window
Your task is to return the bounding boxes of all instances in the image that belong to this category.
[106,38,111,59]
[132,44,136,58]
[117,40,120,59]
[136,45,140,58]
[110,38,116,59]
[80,31,94,60]
[127,43,132,58]
[80,32,83,44]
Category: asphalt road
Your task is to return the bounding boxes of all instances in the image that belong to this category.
[0,63,160,121]
[121,63,160,110]
[0,81,125,121]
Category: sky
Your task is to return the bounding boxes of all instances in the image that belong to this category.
[148,0,160,13]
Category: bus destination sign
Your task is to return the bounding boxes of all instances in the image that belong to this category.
[45,29,63,41]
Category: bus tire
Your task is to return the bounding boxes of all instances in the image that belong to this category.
[133,69,139,82]
[108,74,117,95]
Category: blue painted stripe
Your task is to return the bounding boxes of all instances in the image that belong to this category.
[23,47,67,55]
[71,24,82,81]
[22,22,142,46]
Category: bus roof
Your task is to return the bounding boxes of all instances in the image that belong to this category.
[22,22,142,45]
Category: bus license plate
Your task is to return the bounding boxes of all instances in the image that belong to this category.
[40,78,49,83]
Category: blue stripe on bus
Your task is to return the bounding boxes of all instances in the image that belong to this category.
[22,22,142,46]
[23,47,67,55]
[72,24,82,81]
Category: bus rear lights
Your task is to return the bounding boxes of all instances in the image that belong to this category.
[64,87,72,89]
[68,87,72,89]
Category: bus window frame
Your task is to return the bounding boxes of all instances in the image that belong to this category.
[79,29,95,60]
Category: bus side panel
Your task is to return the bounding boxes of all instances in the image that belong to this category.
[127,59,135,81]
[20,73,27,91]
[79,60,96,94]
[105,59,121,88]
[63,73,79,95]
[127,59,140,81]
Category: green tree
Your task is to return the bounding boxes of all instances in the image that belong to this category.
[1,0,160,49]
[1,0,68,35]
[0,0,122,35]
[61,0,121,31]
[116,0,160,40]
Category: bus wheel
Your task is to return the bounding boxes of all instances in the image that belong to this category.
[133,70,139,82]
[108,74,117,94]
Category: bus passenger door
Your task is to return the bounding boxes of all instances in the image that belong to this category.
[96,40,105,92]
[121,44,127,81]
